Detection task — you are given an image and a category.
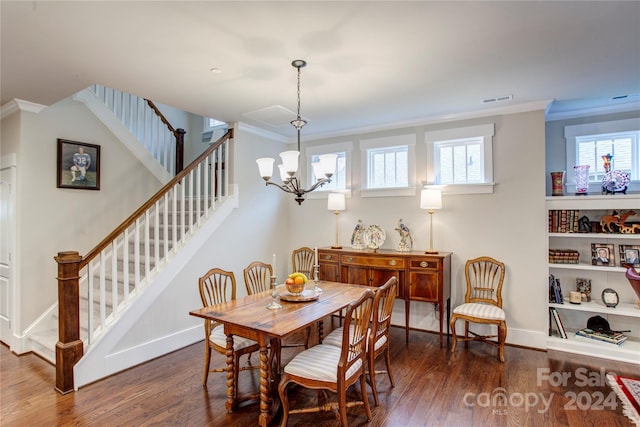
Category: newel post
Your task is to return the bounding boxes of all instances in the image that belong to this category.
[54,251,84,394]
[175,128,186,174]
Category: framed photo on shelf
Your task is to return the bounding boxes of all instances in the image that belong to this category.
[591,243,615,267]
[576,278,591,302]
[619,245,640,267]
[57,139,101,190]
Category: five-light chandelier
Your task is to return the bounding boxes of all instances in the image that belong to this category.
[256,60,337,205]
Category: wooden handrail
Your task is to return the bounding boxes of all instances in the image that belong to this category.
[145,99,177,135]
[80,128,233,269]
[145,99,186,173]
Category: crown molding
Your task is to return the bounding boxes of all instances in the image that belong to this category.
[1,99,47,120]
[545,101,640,122]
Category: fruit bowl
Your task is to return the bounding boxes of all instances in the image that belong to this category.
[285,282,305,295]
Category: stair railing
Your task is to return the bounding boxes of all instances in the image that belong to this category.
[90,84,185,175]
[54,129,233,394]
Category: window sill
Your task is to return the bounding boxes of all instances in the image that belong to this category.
[424,183,495,195]
[360,187,417,198]
[305,189,352,200]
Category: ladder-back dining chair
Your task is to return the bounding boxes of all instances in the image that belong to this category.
[278,289,375,426]
[291,247,315,278]
[450,256,507,362]
[198,268,260,388]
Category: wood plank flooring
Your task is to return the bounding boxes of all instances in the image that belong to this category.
[2,321,638,426]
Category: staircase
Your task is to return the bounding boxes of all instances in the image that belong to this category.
[26,86,236,392]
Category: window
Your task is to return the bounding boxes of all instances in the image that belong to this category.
[360,134,416,197]
[565,118,640,193]
[368,145,408,188]
[425,123,495,194]
[305,141,352,198]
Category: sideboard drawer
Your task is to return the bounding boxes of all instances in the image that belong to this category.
[319,252,339,263]
[341,254,405,269]
[409,258,441,270]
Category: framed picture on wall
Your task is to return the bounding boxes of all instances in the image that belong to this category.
[619,245,640,267]
[591,243,615,267]
[57,139,101,190]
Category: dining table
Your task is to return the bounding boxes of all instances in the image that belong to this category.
[189,280,371,427]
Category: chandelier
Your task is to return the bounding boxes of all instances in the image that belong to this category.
[256,60,337,205]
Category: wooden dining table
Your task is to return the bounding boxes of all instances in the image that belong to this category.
[189,280,370,427]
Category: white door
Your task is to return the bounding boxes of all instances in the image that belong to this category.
[0,154,16,346]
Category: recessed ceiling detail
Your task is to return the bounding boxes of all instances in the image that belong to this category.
[242,105,298,128]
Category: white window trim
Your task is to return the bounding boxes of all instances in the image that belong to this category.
[304,141,353,200]
[360,134,417,198]
[425,123,495,195]
[564,117,640,194]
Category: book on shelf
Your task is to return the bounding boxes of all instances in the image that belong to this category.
[548,274,564,304]
[575,328,628,346]
[549,307,567,339]
[548,209,580,233]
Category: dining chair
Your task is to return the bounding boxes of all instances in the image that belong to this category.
[278,289,375,426]
[198,268,260,388]
[322,277,398,406]
[243,261,309,359]
[243,261,273,295]
[291,246,315,278]
[450,256,507,362]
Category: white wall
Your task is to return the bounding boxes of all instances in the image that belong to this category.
[285,110,548,348]
[4,97,163,335]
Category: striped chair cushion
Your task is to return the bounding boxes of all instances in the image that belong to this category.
[323,326,384,351]
[210,324,257,350]
[284,344,362,382]
[453,303,505,321]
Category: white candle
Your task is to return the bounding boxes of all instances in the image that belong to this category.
[272,253,276,276]
[314,246,318,266]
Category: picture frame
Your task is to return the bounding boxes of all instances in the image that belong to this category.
[576,278,592,302]
[591,243,615,267]
[619,244,640,267]
[57,139,100,190]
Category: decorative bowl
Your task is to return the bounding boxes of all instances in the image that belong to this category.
[286,282,305,295]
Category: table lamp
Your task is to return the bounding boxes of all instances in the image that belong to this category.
[327,193,345,249]
[420,189,442,254]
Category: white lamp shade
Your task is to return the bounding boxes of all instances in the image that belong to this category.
[327,192,345,211]
[420,189,442,210]
[318,153,337,177]
[256,157,274,179]
[278,164,289,182]
[279,151,299,174]
[311,162,323,181]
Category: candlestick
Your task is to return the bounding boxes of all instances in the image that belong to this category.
[272,253,277,276]
[266,275,282,310]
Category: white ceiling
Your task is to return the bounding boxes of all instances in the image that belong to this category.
[2,1,639,140]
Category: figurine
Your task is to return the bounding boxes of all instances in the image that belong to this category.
[395,218,413,252]
[351,220,365,249]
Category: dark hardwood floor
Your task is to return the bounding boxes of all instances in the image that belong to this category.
[2,320,637,426]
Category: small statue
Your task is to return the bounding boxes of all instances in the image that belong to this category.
[351,220,365,249]
[395,218,413,252]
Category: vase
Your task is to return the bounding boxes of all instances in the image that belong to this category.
[573,165,590,195]
[550,171,564,196]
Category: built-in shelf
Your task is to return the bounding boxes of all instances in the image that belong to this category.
[546,194,639,364]
[549,301,640,317]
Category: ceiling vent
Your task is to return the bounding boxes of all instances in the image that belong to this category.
[242,105,298,128]
[481,94,513,104]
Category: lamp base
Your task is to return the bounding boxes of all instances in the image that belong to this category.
[425,249,439,254]
[331,245,342,249]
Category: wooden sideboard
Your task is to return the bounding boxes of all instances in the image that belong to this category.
[318,247,452,346]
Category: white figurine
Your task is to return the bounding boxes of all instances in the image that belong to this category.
[351,220,365,249]
[395,218,413,251]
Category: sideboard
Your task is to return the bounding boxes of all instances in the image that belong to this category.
[318,247,452,346]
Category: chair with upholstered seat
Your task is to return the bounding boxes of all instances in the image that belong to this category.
[199,268,260,388]
[278,289,375,426]
[291,246,315,278]
[243,261,273,295]
[323,277,398,406]
[450,256,507,362]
